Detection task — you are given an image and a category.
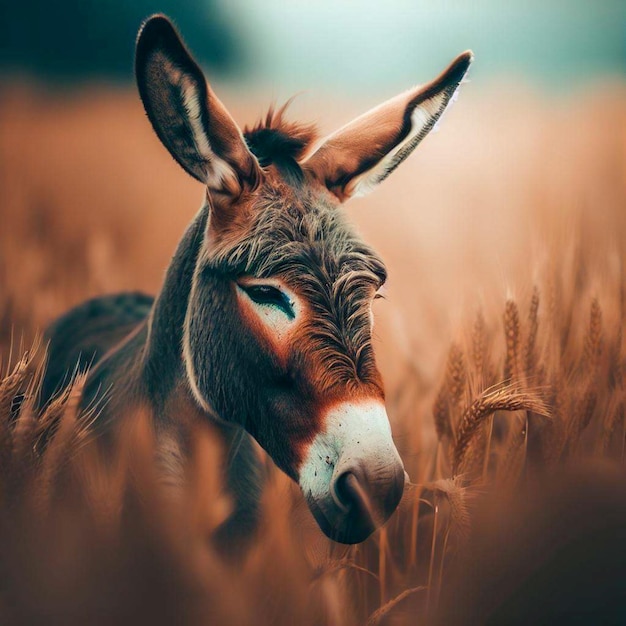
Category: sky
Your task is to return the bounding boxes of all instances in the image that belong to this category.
[1,0,624,92]
[221,0,626,92]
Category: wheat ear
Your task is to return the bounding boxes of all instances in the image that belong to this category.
[503,300,521,382]
[453,384,549,475]
[524,287,540,379]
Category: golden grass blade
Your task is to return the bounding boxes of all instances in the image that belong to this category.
[497,414,529,486]
[6,393,39,497]
[432,343,467,447]
[602,396,624,455]
[427,478,472,543]
[34,372,86,509]
[365,586,427,626]
[471,310,486,380]
[524,287,540,379]
[446,343,467,410]
[453,385,549,476]
[433,387,453,444]
[583,298,603,372]
[312,559,379,583]
[503,299,521,382]
[0,352,34,485]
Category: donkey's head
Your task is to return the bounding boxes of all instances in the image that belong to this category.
[136,15,472,544]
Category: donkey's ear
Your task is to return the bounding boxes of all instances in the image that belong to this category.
[303,51,473,202]
[135,15,260,198]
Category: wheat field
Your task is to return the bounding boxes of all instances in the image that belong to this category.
[1,80,626,624]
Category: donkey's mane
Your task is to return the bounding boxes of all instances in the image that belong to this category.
[244,101,317,178]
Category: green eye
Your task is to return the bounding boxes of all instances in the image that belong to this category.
[241,284,295,320]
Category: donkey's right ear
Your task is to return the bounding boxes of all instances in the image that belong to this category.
[135,15,260,198]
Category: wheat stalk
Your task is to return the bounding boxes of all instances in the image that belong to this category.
[503,300,521,382]
[365,586,426,626]
[497,414,528,486]
[453,384,549,475]
[427,477,472,542]
[471,310,486,380]
[583,297,603,371]
[608,323,623,391]
[446,343,466,409]
[543,383,567,461]
[0,353,34,487]
[312,558,379,582]
[524,287,540,379]
[6,393,39,498]
[456,424,488,482]
[433,387,453,443]
[24,371,88,511]
[432,343,466,443]
[0,352,31,417]
[602,396,624,454]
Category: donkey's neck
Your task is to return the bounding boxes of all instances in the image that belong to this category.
[82,202,263,550]
[142,203,209,414]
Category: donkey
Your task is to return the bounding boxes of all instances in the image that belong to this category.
[41,15,472,546]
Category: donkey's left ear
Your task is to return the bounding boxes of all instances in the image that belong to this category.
[135,15,260,199]
[303,51,473,202]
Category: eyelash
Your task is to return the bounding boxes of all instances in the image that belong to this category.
[240,284,295,320]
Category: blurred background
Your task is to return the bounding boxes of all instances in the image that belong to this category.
[1,0,625,428]
[1,0,625,89]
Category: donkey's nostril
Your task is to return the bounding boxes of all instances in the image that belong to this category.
[336,470,367,510]
[334,470,376,529]
[334,462,405,527]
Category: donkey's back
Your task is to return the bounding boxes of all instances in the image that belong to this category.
[41,292,153,406]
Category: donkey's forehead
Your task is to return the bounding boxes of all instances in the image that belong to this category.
[211,182,387,285]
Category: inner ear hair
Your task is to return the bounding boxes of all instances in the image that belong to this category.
[135,15,214,183]
[302,50,473,201]
[135,15,260,197]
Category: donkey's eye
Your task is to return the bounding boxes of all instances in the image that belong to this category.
[241,285,295,320]
[374,284,388,300]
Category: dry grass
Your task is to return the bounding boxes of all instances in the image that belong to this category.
[1,80,626,624]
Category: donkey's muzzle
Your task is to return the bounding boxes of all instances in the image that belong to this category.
[298,400,405,544]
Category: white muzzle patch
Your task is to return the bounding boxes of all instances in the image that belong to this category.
[298,400,404,504]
